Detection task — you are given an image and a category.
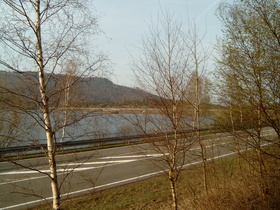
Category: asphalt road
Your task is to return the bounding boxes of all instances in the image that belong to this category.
[0,129,277,209]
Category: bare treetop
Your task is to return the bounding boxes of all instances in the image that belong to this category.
[0,0,107,77]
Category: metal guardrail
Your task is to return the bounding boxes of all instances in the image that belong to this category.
[0,127,217,155]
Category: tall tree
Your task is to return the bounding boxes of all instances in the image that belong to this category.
[0,1,108,209]
[184,23,211,195]
[132,12,211,209]
[216,0,280,173]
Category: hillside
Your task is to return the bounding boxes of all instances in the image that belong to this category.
[0,71,149,106]
[79,77,146,102]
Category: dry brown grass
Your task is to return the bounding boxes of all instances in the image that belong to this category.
[183,146,280,210]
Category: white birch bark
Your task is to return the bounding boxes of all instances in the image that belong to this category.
[35,1,60,209]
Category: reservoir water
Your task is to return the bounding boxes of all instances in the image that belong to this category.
[0,110,213,148]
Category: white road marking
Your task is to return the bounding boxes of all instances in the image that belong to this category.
[0,170,163,210]
[57,159,137,166]
[0,154,166,176]
[0,148,245,210]
[0,142,273,209]
[0,154,165,185]
[100,154,167,159]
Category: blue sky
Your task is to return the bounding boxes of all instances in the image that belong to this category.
[93,0,233,87]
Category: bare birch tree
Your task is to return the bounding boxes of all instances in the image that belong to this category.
[132,12,201,210]
[0,1,108,209]
[184,23,211,195]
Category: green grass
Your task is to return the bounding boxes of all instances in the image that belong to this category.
[63,177,171,210]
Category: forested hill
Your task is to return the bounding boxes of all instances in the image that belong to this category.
[0,71,149,105]
[78,76,148,102]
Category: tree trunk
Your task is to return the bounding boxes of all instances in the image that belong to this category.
[198,135,208,195]
[256,108,265,178]
[169,172,178,210]
[194,64,208,195]
[35,1,60,209]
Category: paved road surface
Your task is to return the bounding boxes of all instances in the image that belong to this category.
[0,129,277,209]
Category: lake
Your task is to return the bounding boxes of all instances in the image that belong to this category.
[0,110,213,148]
